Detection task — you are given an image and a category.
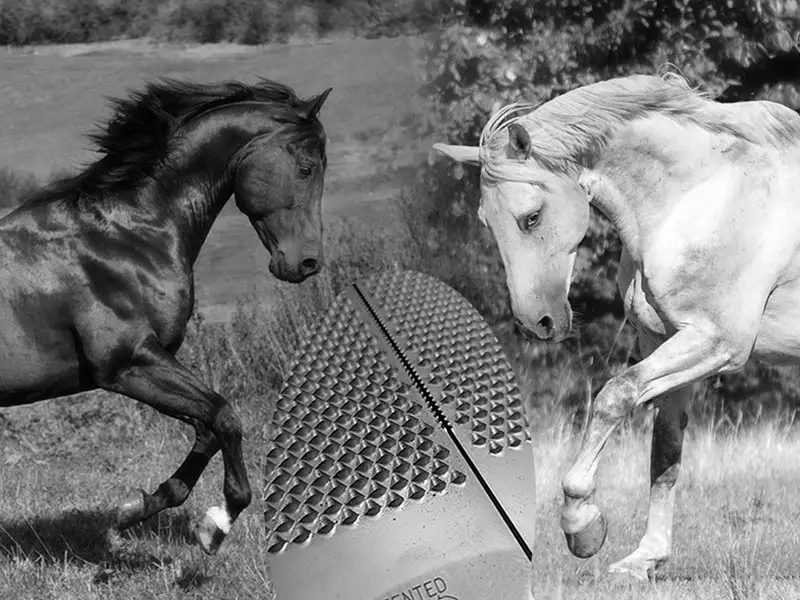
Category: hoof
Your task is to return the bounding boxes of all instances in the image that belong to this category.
[564,510,607,559]
[608,554,666,582]
[608,560,651,582]
[116,489,147,530]
[195,505,231,555]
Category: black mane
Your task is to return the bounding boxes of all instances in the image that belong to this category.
[26,77,322,206]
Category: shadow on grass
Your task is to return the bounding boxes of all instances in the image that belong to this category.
[0,505,199,582]
[175,561,215,591]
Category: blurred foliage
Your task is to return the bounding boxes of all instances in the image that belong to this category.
[0,0,453,45]
[410,0,800,419]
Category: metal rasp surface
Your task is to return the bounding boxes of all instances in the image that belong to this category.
[264,270,536,600]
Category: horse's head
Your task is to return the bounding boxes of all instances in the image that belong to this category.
[233,88,332,283]
[434,123,590,342]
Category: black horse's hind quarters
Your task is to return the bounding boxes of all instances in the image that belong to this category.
[0,77,332,554]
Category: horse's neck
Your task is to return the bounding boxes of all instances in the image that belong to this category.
[166,169,235,266]
[157,114,266,266]
[578,168,642,260]
[580,119,727,263]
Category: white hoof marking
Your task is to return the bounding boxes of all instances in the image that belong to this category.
[205,505,231,535]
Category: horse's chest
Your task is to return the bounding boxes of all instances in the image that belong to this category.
[617,249,669,338]
[121,256,193,352]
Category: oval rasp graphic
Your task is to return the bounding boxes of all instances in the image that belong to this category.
[264,270,536,600]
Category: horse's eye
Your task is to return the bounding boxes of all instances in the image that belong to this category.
[520,211,540,231]
[299,165,313,177]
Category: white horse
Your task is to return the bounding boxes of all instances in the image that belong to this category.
[433,73,800,580]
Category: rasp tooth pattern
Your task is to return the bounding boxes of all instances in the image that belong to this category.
[362,271,531,456]
[264,293,466,555]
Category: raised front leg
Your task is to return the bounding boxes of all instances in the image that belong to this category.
[603,332,691,579]
[101,334,252,555]
[607,333,692,579]
[561,326,742,560]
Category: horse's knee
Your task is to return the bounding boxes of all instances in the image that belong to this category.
[595,375,639,419]
[210,402,243,442]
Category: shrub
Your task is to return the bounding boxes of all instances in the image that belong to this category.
[0,0,57,44]
[0,0,447,45]
[51,0,110,43]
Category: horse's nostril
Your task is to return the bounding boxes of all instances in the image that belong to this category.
[300,257,319,275]
[535,315,555,340]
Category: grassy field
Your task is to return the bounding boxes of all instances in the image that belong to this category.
[531,417,800,599]
[3,309,799,600]
[1,36,800,600]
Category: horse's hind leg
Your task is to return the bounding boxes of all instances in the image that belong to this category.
[102,334,252,555]
[116,427,221,529]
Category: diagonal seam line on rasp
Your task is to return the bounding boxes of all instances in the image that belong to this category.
[352,282,533,562]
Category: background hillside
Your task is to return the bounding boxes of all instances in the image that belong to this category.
[0,0,454,45]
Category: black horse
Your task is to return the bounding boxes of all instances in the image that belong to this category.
[0,77,332,554]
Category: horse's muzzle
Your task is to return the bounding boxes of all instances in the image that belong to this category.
[270,250,323,283]
[514,309,571,342]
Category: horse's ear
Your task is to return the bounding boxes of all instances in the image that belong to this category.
[432,143,481,166]
[304,87,333,120]
[508,123,531,159]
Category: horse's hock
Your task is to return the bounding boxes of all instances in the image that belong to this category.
[263,270,537,600]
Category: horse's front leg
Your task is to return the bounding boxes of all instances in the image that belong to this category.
[100,334,251,555]
[608,383,692,580]
[561,326,742,561]
[605,333,692,580]
[116,427,220,529]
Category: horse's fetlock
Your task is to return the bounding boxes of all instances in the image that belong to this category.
[563,472,593,501]
[225,486,252,520]
[637,535,672,561]
[239,487,253,510]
